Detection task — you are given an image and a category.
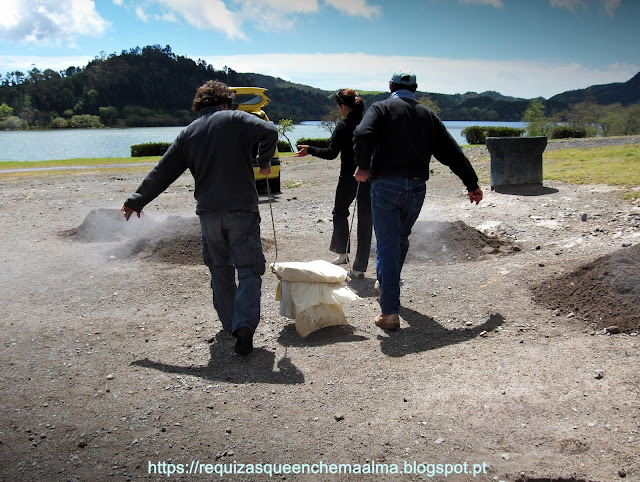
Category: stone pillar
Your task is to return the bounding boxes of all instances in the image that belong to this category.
[486,136,547,190]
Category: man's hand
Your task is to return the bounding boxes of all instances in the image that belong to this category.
[121,204,140,221]
[468,188,483,205]
[259,167,271,175]
[354,167,371,182]
[293,145,309,157]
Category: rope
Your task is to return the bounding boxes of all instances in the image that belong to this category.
[265,175,278,265]
[345,181,360,272]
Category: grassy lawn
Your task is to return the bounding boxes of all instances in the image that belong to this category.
[0,156,159,170]
[2,144,639,200]
[543,144,640,200]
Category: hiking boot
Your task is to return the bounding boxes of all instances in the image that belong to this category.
[331,253,348,265]
[232,327,253,355]
[349,269,364,279]
[375,313,400,330]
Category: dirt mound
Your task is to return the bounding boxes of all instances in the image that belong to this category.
[532,243,640,333]
[61,209,275,265]
[405,220,515,264]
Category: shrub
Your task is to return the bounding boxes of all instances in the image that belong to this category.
[70,114,103,128]
[461,126,525,144]
[0,116,22,130]
[131,142,171,157]
[277,140,292,152]
[550,126,586,139]
[51,117,69,128]
[296,137,331,148]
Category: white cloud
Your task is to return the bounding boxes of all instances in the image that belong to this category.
[135,6,148,22]
[154,0,245,39]
[117,0,380,39]
[459,0,504,7]
[199,52,639,99]
[549,0,621,16]
[0,0,110,45]
[323,0,382,18]
[0,54,94,73]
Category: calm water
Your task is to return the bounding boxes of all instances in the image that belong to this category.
[0,121,527,162]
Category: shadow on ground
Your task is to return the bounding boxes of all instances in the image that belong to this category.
[131,331,304,385]
[379,309,505,357]
[492,185,559,196]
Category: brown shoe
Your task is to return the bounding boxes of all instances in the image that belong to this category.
[375,313,400,330]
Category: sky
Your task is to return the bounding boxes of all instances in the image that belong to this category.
[0,0,638,99]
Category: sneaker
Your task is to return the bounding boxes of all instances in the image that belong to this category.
[349,269,364,279]
[232,327,253,355]
[331,253,348,265]
[375,313,400,330]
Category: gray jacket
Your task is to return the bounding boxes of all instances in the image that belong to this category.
[125,106,278,214]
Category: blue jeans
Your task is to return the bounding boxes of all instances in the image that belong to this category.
[199,209,266,335]
[371,177,426,314]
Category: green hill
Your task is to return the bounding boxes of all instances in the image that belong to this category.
[1,44,638,129]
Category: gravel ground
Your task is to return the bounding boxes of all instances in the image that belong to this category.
[1,136,639,481]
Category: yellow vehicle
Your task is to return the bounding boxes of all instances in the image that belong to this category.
[229,87,281,193]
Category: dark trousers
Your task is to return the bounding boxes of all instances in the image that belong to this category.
[329,175,372,272]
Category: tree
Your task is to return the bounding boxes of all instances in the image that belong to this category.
[0,102,13,119]
[321,105,341,134]
[523,100,548,136]
[278,118,295,151]
[99,106,118,126]
[418,95,440,115]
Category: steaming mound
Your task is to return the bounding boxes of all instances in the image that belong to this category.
[405,220,514,265]
[58,208,158,242]
[532,243,640,333]
[61,208,274,265]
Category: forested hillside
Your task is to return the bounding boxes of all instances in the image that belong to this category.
[0,44,638,130]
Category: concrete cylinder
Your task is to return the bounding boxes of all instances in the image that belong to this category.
[486,136,547,189]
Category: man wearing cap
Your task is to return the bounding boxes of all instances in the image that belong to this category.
[353,69,483,330]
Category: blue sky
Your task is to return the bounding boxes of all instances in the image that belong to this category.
[0,0,638,99]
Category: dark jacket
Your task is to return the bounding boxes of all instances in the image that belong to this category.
[308,111,362,177]
[353,96,479,191]
[124,106,278,214]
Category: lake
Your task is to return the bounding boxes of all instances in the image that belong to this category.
[0,121,527,162]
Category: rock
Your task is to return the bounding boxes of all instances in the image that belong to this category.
[334,413,345,422]
[605,326,621,335]
[581,213,588,221]
[594,370,604,380]
[106,373,114,380]
[618,468,627,478]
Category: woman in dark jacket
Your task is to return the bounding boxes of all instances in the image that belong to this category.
[294,89,372,279]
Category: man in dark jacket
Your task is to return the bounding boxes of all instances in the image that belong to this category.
[121,80,278,355]
[354,69,483,331]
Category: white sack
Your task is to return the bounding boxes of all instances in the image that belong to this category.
[270,260,348,284]
[271,260,359,338]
